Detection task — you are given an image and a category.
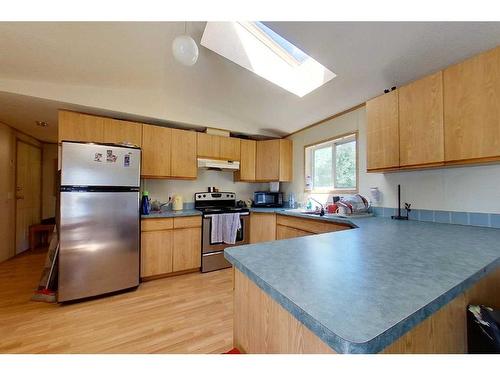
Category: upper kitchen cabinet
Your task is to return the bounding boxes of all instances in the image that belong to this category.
[255,139,293,181]
[219,136,241,161]
[197,133,220,159]
[170,128,197,179]
[141,125,172,178]
[366,90,399,171]
[399,71,444,168]
[58,110,105,143]
[444,46,500,164]
[102,118,142,146]
[235,139,256,181]
[197,133,241,161]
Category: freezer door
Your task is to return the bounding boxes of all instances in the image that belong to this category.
[59,191,140,302]
[61,142,140,187]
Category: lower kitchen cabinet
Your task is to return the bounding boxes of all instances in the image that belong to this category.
[276,225,312,240]
[141,216,202,279]
[141,230,173,277]
[173,227,202,272]
[249,213,276,243]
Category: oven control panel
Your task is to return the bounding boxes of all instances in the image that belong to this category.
[195,192,235,201]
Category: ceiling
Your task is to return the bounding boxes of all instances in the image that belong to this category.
[0,22,499,143]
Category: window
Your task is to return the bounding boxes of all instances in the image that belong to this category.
[305,133,357,192]
[201,22,336,97]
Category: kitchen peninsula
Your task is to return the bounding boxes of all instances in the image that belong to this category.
[224,213,500,354]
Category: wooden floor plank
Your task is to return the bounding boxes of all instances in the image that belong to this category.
[0,249,233,354]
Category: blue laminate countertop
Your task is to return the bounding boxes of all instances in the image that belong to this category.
[141,209,202,219]
[224,216,500,353]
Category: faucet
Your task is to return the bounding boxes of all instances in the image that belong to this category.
[309,197,325,217]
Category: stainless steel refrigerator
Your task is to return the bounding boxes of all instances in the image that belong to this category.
[59,141,141,302]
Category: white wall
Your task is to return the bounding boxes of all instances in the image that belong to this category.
[142,169,267,205]
[283,107,500,214]
[41,143,58,219]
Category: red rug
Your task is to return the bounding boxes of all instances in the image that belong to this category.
[224,348,241,354]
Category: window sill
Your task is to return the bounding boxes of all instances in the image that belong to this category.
[305,189,359,195]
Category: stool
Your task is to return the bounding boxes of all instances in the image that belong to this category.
[29,224,55,250]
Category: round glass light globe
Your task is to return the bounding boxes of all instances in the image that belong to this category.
[172,35,199,66]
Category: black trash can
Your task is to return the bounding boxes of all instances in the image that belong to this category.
[467,304,500,353]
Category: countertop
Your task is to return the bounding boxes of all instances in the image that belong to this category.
[224,216,500,353]
[141,209,202,219]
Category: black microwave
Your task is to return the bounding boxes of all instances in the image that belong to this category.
[253,191,283,207]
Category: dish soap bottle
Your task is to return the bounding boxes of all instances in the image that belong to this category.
[141,191,151,215]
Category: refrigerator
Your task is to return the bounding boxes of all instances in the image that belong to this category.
[58,141,141,302]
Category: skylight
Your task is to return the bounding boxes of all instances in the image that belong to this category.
[201,22,336,97]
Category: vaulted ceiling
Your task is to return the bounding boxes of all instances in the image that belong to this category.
[0,22,499,142]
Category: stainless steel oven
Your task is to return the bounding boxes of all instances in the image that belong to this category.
[201,212,249,272]
[194,191,250,272]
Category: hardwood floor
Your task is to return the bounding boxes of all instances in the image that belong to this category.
[0,249,233,353]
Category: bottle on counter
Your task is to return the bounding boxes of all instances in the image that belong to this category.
[288,193,296,209]
[141,191,151,215]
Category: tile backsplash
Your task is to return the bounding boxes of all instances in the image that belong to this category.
[371,207,500,228]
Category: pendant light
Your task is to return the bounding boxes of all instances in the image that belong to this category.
[172,22,199,66]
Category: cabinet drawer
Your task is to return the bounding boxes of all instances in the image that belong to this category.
[276,225,313,240]
[276,215,351,234]
[173,216,202,229]
[141,218,174,231]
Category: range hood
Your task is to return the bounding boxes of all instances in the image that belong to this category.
[197,158,240,171]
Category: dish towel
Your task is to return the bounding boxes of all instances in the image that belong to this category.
[210,213,241,245]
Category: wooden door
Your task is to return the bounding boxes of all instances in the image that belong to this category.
[366,90,399,171]
[255,140,280,181]
[141,125,172,178]
[140,230,173,277]
[197,133,220,159]
[172,227,201,272]
[279,139,293,181]
[103,118,142,146]
[237,139,256,181]
[15,141,41,254]
[58,111,104,143]
[399,71,444,167]
[276,225,311,240]
[444,46,500,163]
[219,137,241,161]
[171,129,197,179]
[249,213,276,243]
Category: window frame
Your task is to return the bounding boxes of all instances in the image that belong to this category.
[304,132,359,194]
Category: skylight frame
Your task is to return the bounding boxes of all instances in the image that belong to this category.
[201,22,336,97]
[237,21,305,67]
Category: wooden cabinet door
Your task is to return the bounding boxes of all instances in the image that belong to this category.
[255,140,280,181]
[141,125,172,177]
[249,213,276,243]
[197,133,220,159]
[171,129,197,179]
[237,139,256,181]
[366,90,399,171]
[140,230,173,277]
[399,71,444,167]
[276,225,312,240]
[279,139,293,181]
[444,46,500,163]
[220,137,241,161]
[172,227,201,272]
[58,111,104,143]
[103,118,142,146]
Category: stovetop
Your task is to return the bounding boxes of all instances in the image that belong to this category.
[194,191,249,215]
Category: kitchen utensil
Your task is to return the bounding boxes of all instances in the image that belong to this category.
[172,195,184,211]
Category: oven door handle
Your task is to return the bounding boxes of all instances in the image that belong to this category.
[204,212,249,218]
[203,251,225,256]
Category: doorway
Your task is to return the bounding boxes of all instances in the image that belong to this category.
[15,140,42,254]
